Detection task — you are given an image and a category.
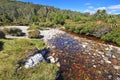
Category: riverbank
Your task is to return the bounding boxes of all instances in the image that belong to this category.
[0,26,120,79]
[62,28,120,47]
[40,28,120,80]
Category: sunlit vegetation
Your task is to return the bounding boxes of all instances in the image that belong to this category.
[64,9,120,45]
[0,0,82,26]
[28,30,40,38]
[0,39,58,80]
[3,28,23,36]
[101,29,120,45]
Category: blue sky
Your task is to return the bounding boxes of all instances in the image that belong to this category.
[18,0,120,14]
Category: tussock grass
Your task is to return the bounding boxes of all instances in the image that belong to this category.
[0,39,58,80]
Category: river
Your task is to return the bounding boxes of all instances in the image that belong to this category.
[40,28,120,80]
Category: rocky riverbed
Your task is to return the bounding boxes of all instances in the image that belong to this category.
[40,28,120,80]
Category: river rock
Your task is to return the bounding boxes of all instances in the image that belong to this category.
[24,53,44,68]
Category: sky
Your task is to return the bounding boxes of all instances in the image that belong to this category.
[18,0,120,14]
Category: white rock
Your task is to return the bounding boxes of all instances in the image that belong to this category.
[24,53,44,68]
[47,56,59,64]
[93,65,96,68]
[56,62,60,67]
[112,55,116,58]
[105,47,109,51]
[105,60,111,64]
[82,44,87,48]
[113,65,120,70]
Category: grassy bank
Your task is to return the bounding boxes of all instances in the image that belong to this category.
[0,39,58,80]
[64,22,120,46]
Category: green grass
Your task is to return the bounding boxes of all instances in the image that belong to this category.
[27,25,40,30]
[0,39,58,80]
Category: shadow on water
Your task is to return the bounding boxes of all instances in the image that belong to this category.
[0,41,4,51]
[48,34,82,53]
[21,32,26,36]
[48,34,83,80]
[55,71,64,80]
[39,35,44,38]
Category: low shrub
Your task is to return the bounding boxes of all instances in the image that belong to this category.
[3,28,23,36]
[93,26,112,38]
[0,30,5,39]
[101,29,120,45]
[28,30,40,38]
[45,23,54,27]
[79,24,95,35]
[69,25,75,32]
[74,26,83,34]
[64,25,70,29]
[27,25,40,30]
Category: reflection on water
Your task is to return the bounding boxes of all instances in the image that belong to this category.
[47,32,120,80]
[48,34,82,53]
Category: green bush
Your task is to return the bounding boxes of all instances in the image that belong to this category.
[101,29,120,45]
[93,26,112,38]
[0,30,5,39]
[74,17,81,22]
[27,25,40,30]
[53,12,65,25]
[45,23,54,27]
[69,26,75,32]
[79,24,94,35]
[64,25,70,29]
[74,26,83,34]
[28,30,40,38]
[3,28,23,36]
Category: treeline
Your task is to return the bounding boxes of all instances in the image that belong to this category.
[0,0,83,26]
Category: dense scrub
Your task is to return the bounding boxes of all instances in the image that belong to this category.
[0,39,58,80]
[65,23,120,45]
[28,30,40,38]
[101,29,120,45]
[3,28,23,36]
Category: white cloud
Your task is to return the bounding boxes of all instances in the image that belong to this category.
[84,9,95,14]
[108,4,120,10]
[96,7,106,10]
[88,6,94,9]
[85,3,91,6]
[84,4,120,14]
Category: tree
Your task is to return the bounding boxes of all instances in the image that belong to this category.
[53,12,65,25]
[92,9,107,21]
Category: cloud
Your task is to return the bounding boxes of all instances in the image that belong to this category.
[108,4,120,10]
[83,9,96,14]
[84,4,120,14]
[85,3,91,6]
[88,6,94,9]
[96,7,106,10]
